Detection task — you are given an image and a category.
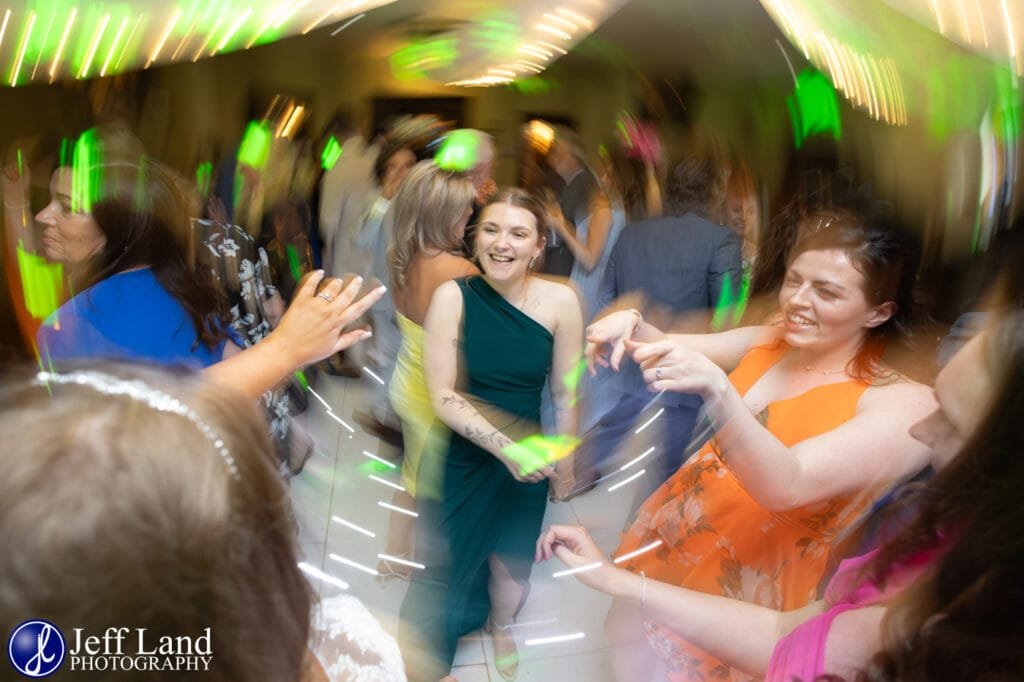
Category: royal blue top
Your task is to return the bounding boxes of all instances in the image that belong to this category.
[37,268,233,368]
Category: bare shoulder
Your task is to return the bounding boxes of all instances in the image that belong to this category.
[430,279,463,307]
[532,277,577,307]
[860,375,936,417]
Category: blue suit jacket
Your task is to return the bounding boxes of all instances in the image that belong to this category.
[596,212,743,407]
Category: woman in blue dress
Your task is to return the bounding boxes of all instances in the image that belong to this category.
[31,131,382,400]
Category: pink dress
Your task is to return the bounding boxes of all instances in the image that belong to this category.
[766,545,941,681]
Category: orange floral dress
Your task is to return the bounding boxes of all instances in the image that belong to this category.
[616,341,876,681]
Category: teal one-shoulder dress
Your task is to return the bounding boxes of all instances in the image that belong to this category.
[399,276,554,678]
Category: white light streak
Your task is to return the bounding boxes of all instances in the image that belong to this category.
[634,408,664,434]
[114,15,145,73]
[10,12,38,86]
[362,450,397,468]
[613,539,663,564]
[556,7,593,28]
[620,447,655,471]
[0,10,12,52]
[307,385,331,409]
[536,40,567,55]
[303,7,336,34]
[535,23,572,41]
[520,44,551,58]
[298,561,350,589]
[362,366,385,385]
[100,16,130,77]
[325,410,356,433]
[543,12,577,31]
[214,8,253,55]
[524,632,585,646]
[378,500,418,517]
[369,474,406,492]
[504,617,558,630]
[332,515,376,538]
[330,12,365,36]
[49,9,77,81]
[552,561,602,578]
[329,552,379,576]
[377,553,425,570]
[147,7,181,68]
[607,469,645,492]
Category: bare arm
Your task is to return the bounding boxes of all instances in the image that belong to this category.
[537,525,826,677]
[205,272,383,400]
[423,281,555,483]
[633,339,938,510]
[546,194,612,272]
[547,284,583,494]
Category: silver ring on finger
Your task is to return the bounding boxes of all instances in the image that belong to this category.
[655,367,662,381]
[317,292,333,303]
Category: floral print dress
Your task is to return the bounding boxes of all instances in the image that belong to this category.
[616,340,874,681]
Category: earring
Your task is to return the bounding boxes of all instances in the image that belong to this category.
[528,256,537,270]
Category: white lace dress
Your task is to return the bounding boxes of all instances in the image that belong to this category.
[310,595,406,682]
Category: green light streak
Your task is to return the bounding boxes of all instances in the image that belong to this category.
[71,128,103,213]
[214,7,252,54]
[17,241,64,320]
[77,13,110,79]
[321,135,342,170]
[99,15,129,76]
[237,119,272,170]
[787,68,841,150]
[501,434,579,477]
[195,160,213,196]
[435,129,480,172]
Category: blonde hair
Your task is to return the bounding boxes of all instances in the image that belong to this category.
[388,160,475,290]
[0,362,313,682]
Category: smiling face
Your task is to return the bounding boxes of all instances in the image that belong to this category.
[475,202,545,283]
[777,248,896,353]
[910,333,994,471]
[35,167,106,267]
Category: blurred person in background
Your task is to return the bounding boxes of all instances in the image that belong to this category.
[381,160,480,579]
[22,127,382,403]
[541,126,599,277]
[569,154,742,499]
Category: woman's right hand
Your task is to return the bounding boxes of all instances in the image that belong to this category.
[267,271,385,368]
[535,525,619,592]
[584,310,642,374]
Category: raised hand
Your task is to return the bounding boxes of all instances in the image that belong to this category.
[584,310,642,374]
[269,271,385,368]
[628,338,727,400]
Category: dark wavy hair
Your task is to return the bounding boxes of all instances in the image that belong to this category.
[83,153,229,349]
[663,154,722,218]
[852,300,1024,680]
[787,208,924,383]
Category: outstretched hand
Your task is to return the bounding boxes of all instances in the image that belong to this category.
[584,310,642,374]
[627,338,727,400]
[535,524,615,591]
[270,271,385,368]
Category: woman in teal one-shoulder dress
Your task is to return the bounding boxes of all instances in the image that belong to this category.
[399,188,583,681]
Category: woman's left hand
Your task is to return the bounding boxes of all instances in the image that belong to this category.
[548,472,576,502]
[628,338,728,401]
[270,271,384,368]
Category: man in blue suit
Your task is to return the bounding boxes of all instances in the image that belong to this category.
[570,154,742,499]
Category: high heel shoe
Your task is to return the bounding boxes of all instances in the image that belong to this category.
[375,554,412,585]
[484,615,518,681]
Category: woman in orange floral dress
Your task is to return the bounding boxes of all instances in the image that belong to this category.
[584,211,936,681]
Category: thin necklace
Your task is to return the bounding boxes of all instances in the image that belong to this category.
[802,364,848,376]
[516,277,531,311]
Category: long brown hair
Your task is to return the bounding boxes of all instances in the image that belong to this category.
[0,362,314,681]
[857,294,1024,680]
[387,160,475,290]
[77,134,229,349]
